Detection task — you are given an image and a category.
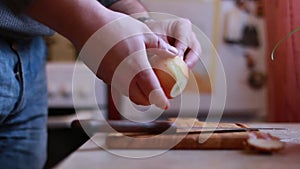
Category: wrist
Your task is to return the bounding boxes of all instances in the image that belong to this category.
[129,12,154,23]
[136,16,155,23]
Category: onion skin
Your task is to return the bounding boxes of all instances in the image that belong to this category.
[245,131,284,153]
[149,55,189,98]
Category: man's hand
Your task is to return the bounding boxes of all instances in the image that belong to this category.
[143,18,201,68]
[80,16,178,109]
[26,0,180,109]
[110,1,201,67]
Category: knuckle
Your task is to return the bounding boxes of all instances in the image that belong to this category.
[178,18,192,26]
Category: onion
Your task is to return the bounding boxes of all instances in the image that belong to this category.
[246,138,284,153]
[245,132,284,153]
[149,55,189,98]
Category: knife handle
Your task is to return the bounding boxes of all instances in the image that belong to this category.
[71,119,177,134]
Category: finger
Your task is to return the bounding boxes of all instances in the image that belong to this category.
[158,34,169,44]
[145,33,178,56]
[184,34,202,68]
[172,19,193,57]
[174,40,188,58]
[135,69,170,110]
[129,80,151,106]
[184,50,200,68]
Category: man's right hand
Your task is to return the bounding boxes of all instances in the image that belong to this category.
[80,15,178,109]
[26,0,177,109]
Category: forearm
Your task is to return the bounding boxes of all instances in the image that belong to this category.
[109,0,149,17]
[25,0,122,50]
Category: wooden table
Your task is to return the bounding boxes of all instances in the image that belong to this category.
[55,123,300,169]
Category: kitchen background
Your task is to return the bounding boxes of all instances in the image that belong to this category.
[47,0,267,122]
[45,0,295,168]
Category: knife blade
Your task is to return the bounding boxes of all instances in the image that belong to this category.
[71,119,176,134]
[71,120,287,135]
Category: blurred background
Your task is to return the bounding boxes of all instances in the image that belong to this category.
[45,0,300,168]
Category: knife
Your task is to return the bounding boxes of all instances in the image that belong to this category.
[71,120,287,135]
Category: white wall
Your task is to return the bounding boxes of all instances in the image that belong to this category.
[119,0,267,120]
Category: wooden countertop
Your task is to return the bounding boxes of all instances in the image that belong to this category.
[55,123,300,169]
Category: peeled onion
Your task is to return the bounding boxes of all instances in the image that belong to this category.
[149,55,189,98]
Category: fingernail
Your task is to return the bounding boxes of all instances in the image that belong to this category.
[167,46,178,55]
[149,89,170,110]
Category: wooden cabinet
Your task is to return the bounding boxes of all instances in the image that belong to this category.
[264,0,300,122]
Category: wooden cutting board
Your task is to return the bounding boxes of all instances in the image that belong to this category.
[105,118,250,149]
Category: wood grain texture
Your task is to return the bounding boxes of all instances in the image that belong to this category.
[105,119,249,149]
[264,0,300,122]
[55,123,300,169]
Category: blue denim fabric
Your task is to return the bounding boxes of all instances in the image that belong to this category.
[0,37,48,169]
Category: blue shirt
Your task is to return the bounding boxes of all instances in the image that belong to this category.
[0,0,119,39]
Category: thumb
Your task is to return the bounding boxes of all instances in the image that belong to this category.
[145,33,178,57]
